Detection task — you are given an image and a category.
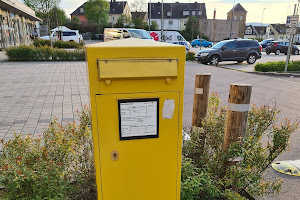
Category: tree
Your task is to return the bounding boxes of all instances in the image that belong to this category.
[23,0,61,34]
[143,21,158,31]
[133,17,143,29]
[115,14,131,28]
[130,0,147,12]
[185,16,199,40]
[84,0,109,32]
[48,7,68,29]
[66,16,80,30]
[150,21,159,31]
[179,16,209,41]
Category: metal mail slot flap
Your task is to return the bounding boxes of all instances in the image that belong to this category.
[97,58,178,80]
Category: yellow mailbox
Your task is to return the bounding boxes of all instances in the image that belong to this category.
[86,38,185,200]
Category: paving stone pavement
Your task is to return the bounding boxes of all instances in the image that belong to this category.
[0,61,89,144]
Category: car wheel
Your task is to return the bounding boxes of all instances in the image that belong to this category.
[247,54,257,64]
[266,52,270,55]
[275,49,280,55]
[208,44,212,48]
[237,60,243,64]
[294,50,299,55]
[210,55,219,65]
[195,44,199,48]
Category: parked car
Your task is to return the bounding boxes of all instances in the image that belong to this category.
[195,39,262,65]
[191,39,213,48]
[282,43,300,55]
[266,41,300,55]
[170,41,192,51]
[104,28,153,42]
[260,39,275,48]
[40,26,83,43]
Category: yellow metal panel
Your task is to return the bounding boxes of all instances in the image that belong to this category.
[96,92,180,200]
[97,58,178,80]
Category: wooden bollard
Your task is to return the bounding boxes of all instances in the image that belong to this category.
[223,83,252,151]
[192,73,211,127]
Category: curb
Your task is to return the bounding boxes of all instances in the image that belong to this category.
[247,71,300,77]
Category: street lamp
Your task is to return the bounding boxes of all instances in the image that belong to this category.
[260,8,266,40]
[229,0,236,39]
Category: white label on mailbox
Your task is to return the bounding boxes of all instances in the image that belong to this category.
[163,99,175,119]
[120,100,158,138]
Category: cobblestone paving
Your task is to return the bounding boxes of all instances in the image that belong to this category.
[0,61,89,143]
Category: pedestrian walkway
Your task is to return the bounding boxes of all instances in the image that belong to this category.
[0,51,7,62]
[0,61,89,141]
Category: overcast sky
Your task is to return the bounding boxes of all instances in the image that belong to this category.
[53,0,300,24]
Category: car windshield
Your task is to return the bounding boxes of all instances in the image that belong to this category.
[128,30,152,39]
[211,41,228,49]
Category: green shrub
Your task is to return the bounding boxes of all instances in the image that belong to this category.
[5,45,52,61]
[254,60,300,72]
[52,49,85,61]
[5,45,85,61]
[53,40,84,49]
[181,157,225,200]
[33,39,51,47]
[186,51,195,61]
[182,93,298,199]
[33,39,84,49]
[0,107,96,200]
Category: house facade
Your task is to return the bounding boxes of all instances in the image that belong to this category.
[267,24,290,40]
[70,3,88,22]
[148,2,207,31]
[71,0,131,25]
[244,25,268,39]
[227,3,247,38]
[0,0,41,48]
[109,1,131,25]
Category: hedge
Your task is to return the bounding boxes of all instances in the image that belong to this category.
[254,60,300,72]
[5,45,85,61]
[33,39,84,49]
[186,51,195,61]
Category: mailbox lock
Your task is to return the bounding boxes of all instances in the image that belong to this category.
[111,150,119,161]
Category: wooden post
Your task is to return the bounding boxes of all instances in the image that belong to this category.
[223,83,252,151]
[192,73,211,127]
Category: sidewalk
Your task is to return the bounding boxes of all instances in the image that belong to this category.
[0,61,89,142]
[0,51,7,62]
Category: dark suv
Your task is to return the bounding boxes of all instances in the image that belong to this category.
[266,41,300,55]
[195,39,262,65]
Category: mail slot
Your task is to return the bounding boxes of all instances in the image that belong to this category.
[97,58,178,80]
[86,38,185,200]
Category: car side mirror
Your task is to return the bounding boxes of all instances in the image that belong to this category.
[222,46,227,50]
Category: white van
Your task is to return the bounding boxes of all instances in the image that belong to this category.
[40,26,83,43]
[104,28,153,42]
[150,31,186,43]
